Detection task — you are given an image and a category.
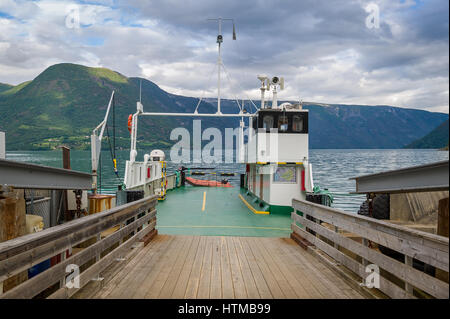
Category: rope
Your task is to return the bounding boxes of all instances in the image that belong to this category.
[221,62,259,113]
[221,36,260,113]
[194,62,219,113]
[220,63,242,112]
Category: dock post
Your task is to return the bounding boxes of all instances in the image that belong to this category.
[362,238,369,267]
[0,186,28,293]
[59,250,67,288]
[62,146,70,220]
[0,131,5,159]
[436,197,449,283]
[405,256,414,294]
[334,226,339,249]
[91,233,104,282]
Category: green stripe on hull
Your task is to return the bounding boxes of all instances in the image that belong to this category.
[269,204,294,215]
[240,188,294,215]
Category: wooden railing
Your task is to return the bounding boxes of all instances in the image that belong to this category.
[0,195,157,299]
[291,198,449,299]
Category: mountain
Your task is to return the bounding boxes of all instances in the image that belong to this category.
[303,103,447,149]
[199,98,448,148]
[404,119,449,149]
[0,83,13,94]
[0,63,448,151]
[0,63,237,150]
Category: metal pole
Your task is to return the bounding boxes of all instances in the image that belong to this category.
[113,95,115,160]
[217,18,222,114]
[62,146,71,220]
[30,189,34,216]
[260,86,265,109]
[0,132,5,160]
[139,112,253,117]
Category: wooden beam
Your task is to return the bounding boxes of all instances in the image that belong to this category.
[437,197,449,238]
[292,199,449,271]
[0,207,156,282]
[293,214,449,299]
[0,196,157,260]
[290,231,313,250]
[0,209,156,299]
[436,197,449,283]
[140,228,158,247]
[48,221,155,299]
[291,223,415,299]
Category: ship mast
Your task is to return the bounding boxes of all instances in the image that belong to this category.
[207,17,236,114]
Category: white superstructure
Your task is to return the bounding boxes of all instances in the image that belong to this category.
[242,76,314,213]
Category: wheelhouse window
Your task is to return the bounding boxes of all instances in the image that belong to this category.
[278,115,288,132]
[263,115,274,130]
[292,115,303,132]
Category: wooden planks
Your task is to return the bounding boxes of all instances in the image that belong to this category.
[209,236,222,298]
[87,235,365,299]
[197,236,213,298]
[183,236,207,298]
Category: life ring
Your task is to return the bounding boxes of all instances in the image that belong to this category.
[127,114,132,133]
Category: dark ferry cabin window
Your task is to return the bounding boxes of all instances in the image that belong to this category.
[278,115,288,132]
[263,115,274,130]
[292,115,304,132]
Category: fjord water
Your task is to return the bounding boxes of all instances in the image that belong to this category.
[6,149,448,213]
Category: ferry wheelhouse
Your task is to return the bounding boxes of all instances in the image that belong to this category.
[241,76,314,214]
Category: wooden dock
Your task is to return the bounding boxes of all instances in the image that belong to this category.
[1,194,448,299]
[75,234,365,299]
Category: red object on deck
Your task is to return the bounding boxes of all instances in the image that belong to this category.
[301,169,306,191]
[186,177,233,188]
[147,167,151,178]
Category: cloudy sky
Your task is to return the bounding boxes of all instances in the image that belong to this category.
[0,0,448,113]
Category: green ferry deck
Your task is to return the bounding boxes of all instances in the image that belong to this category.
[156,186,291,237]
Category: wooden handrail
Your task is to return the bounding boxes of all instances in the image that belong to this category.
[291,198,449,299]
[0,195,158,299]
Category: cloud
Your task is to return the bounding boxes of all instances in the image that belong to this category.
[0,0,448,113]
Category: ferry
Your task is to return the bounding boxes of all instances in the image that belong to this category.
[112,19,322,223]
[0,19,447,300]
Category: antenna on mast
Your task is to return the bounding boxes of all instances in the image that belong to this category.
[207,17,236,114]
[139,79,142,103]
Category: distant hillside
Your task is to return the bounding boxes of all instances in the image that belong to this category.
[216,99,448,149]
[0,83,13,94]
[303,103,447,149]
[405,119,449,149]
[0,63,235,150]
[0,63,448,150]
